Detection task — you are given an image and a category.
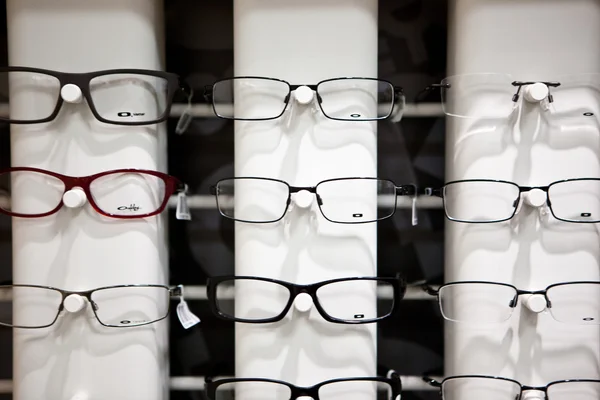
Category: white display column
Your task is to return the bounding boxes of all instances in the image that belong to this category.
[234,0,379,388]
[7,1,169,399]
[446,0,600,385]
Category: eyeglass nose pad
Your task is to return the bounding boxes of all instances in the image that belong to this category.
[283,93,290,104]
[508,295,519,308]
[90,300,99,312]
[316,193,323,206]
[316,92,323,104]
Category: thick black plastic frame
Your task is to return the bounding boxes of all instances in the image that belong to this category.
[0,284,181,329]
[204,75,404,121]
[427,177,600,223]
[205,373,402,400]
[206,275,406,324]
[210,176,417,224]
[424,375,600,399]
[0,66,185,125]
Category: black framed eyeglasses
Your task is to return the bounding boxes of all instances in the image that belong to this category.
[209,177,418,224]
[206,372,402,400]
[203,76,405,121]
[0,66,189,125]
[206,276,405,324]
[424,72,600,119]
[425,178,600,223]
[420,281,600,325]
[0,284,182,328]
[424,375,600,400]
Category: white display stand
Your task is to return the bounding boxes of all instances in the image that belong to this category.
[446,0,600,387]
[233,0,379,392]
[7,1,169,399]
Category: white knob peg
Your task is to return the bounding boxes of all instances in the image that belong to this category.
[523,82,549,103]
[61,84,83,104]
[62,187,87,209]
[294,292,313,313]
[524,188,546,208]
[294,190,314,209]
[525,294,547,313]
[294,86,314,105]
[63,294,86,313]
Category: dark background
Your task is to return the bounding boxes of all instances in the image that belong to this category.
[0,1,447,398]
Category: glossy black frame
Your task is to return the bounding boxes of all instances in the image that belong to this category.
[209,176,417,224]
[420,280,600,324]
[426,178,600,223]
[203,76,405,121]
[0,284,181,328]
[206,275,405,324]
[205,373,402,400]
[0,66,188,125]
[424,375,600,399]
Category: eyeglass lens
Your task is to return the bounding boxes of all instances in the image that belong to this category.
[438,283,517,324]
[441,377,521,400]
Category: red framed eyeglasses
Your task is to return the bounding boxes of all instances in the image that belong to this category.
[0,167,190,220]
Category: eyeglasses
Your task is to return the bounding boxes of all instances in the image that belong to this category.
[0,167,190,220]
[426,72,600,119]
[203,76,405,121]
[421,281,600,325]
[205,373,402,400]
[206,276,404,324]
[425,178,600,223]
[210,177,418,224]
[0,66,188,125]
[424,375,600,400]
[0,284,182,328]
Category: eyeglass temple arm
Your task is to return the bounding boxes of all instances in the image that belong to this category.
[390,86,405,122]
[397,184,419,226]
[203,85,213,102]
[175,183,192,221]
[413,83,450,104]
[424,187,442,197]
[422,376,442,388]
[407,279,439,296]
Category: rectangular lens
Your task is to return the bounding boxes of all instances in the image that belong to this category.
[442,376,521,400]
[212,78,290,120]
[316,279,391,322]
[215,278,290,322]
[548,179,600,222]
[551,74,600,119]
[548,381,600,400]
[215,178,289,223]
[89,73,169,123]
[316,178,393,223]
[441,73,516,118]
[547,283,600,324]
[443,180,520,223]
[439,283,517,324]
[213,380,292,400]
[89,171,166,218]
[317,78,394,120]
[91,286,170,327]
[319,379,388,400]
[5,286,63,328]
[1,170,65,216]
[1,71,61,121]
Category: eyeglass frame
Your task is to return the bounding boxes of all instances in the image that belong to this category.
[0,283,182,329]
[206,275,406,324]
[205,372,402,400]
[210,176,418,224]
[0,66,189,125]
[0,166,186,219]
[423,375,600,398]
[425,177,600,223]
[420,280,600,323]
[203,76,405,121]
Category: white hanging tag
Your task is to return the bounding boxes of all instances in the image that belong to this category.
[176,185,192,221]
[175,88,195,135]
[411,194,418,226]
[176,285,200,329]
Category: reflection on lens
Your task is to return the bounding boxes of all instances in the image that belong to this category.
[3,71,61,121]
[89,172,166,217]
[317,178,394,223]
[91,286,170,327]
[215,278,290,321]
[438,282,517,323]
[547,380,600,400]
[214,380,292,400]
[443,180,520,223]
[7,286,63,328]
[215,178,289,223]
[212,78,290,120]
[89,73,168,122]
[547,283,600,324]
[548,179,600,223]
[0,170,65,216]
[316,279,390,322]
[317,78,394,120]
[442,376,521,400]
